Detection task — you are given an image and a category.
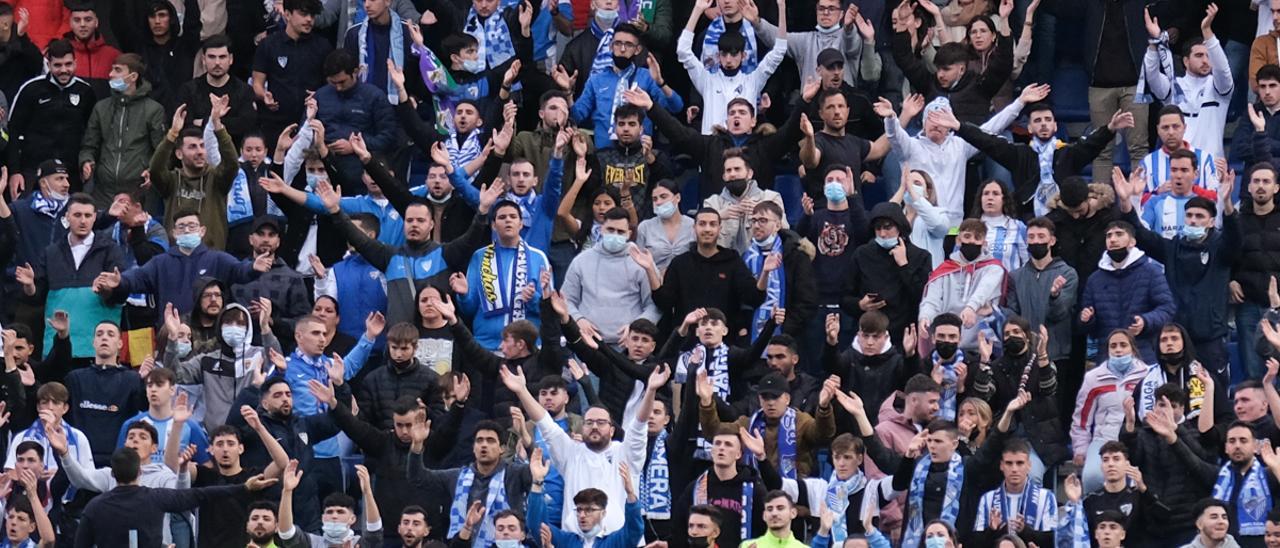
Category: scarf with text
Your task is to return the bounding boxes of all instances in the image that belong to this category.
[480,242,530,321]
[1213,459,1272,536]
[903,453,963,548]
[747,407,796,479]
[743,236,785,342]
[449,466,510,546]
[642,429,671,519]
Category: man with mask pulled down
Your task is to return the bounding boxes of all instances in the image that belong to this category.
[703,150,788,254]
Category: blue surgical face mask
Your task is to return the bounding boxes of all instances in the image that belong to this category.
[109,78,128,92]
[494,540,522,548]
[754,233,776,248]
[924,537,949,548]
[463,58,485,73]
[875,236,898,249]
[654,200,678,219]
[1109,353,1134,374]
[221,325,247,349]
[601,233,629,253]
[305,172,326,191]
[175,233,202,250]
[596,8,619,22]
[321,521,352,544]
[824,181,847,204]
[174,340,192,357]
[1182,224,1207,239]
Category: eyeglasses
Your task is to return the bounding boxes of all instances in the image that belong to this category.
[748,217,775,226]
[583,419,612,427]
[174,222,202,233]
[612,40,639,49]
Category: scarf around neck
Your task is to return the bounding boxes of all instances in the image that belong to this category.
[748,407,797,479]
[903,453,964,548]
[590,18,618,75]
[642,429,671,519]
[449,465,510,546]
[702,17,759,73]
[480,241,530,321]
[464,7,515,69]
[1214,459,1272,536]
[358,14,405,102]
[1029,137,1063,217]
[827,471,868,544]
[744,236,785,342]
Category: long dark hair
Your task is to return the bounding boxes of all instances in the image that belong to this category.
[573,185,623,247]
[969,179,1019,219]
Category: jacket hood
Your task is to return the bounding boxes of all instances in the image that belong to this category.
[851,336,894,356]
[778,229,816,260]
[1157,322,1199,366]
[867,202,911,235]
[143,2,179,41]
[1048,182,1114,212]
[113,79,154,102]
[1097,247,1147,271]
[191,276,229,322]
[216,302,261,352]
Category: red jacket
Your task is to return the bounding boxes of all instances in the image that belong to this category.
[5,0,67,50]
[69,33,118,80]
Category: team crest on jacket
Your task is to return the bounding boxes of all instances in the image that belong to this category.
[69,93,79,106]
[278,56,289,68]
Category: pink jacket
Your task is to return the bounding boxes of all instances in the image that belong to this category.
[1070,361,1150,457]
[871,392,919,539]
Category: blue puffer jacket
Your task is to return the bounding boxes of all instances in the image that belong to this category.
[314,81,399,152]
[1081,250,1177,362]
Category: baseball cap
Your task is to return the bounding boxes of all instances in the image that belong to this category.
[817,48,844,69]
[37,159,68,179]
[757,372,789,398]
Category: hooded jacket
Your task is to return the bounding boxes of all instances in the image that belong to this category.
[187,277,228,357]
[1045,182,1122,286]
[79,79,168,207]
[1080,249,1177,362]
[919,249,1006,350]
[891,30,1012,125]
[125,0,200,110]
[1071,358,1149,458]
[63,360,147,464]
[165,302,281,432]
[68,32,121,83]
[11,0,67,50]
[1005,257,1079,361]
[654,243,766,338]
[841,203,932,338]
[30,229,126,358]
[971,346,1070,465]
[0,31,43,101]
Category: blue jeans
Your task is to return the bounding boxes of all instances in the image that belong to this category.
[1238,302,1265,380]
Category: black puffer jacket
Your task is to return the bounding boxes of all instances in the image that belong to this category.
[971,346,1070,466]
[355,358,446,430]
[1236,198,1280,306]
[823,338,920,427]
[840,203,931,339]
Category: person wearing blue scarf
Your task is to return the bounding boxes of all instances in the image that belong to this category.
[669,428,782,548]
[527,450,645,548]
[1212,422,1280,544]
[568,24,683,150]
[0,472,53,548]
[971,439,1056,547]
[342,0,417,103]
[889,418,1004,548]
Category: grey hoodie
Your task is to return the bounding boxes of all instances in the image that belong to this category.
[562,243,661,346]
[163,303,280,431]
[1182,534,1241,548]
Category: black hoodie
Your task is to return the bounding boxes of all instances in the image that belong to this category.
[653,243,767,338]
[187,277,230,356]
[840,203,931,340]
[114,0,202,110]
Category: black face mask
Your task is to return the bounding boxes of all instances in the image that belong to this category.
[613,54,632,69]
[390,357,414,371]
[934,341,958,360]
[959,242,982,261]
[1004,336,1027,356]
[1027,242,1050,260]
[1107,248,1129,263]
[690,538,712,548]
[1158,349,1185,367]
[721,64,741,77]
[725,178,749,197]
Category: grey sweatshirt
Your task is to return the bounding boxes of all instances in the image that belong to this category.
[1005,257,1079,361]
[562,244,661,345]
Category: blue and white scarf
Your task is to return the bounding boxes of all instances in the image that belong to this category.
[507,190,539,228]
[982,481,1045,533]
[903,453,963,548]
[30,190,65,219]
[827,471,868,544]
[694,470,753,540]
[0,538,36,548]
[449,466,510,547]
[931,351,963,421]
[228,164,283,225]
[747,407,796,479]
[446,129,483,183]
[24,420,79,471]
[642,430,671,519]
[1029,137,1061,217]
[480,242,529,321]
[1057,501,1090,548]
[743,236,785,342]
[357,14,406,102]
[683,345,730,459]
[701,17,759,73]
[590,18,617,75]
[1137,31,1186,105]
[608,64,638,142]
[1213,459,1272,536]
[465,8,516,69]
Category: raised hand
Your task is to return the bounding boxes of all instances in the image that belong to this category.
[1250,103,1268,132]
[552,65,578,91]
[281,460,302,491]
[738,426,766,459]
[872,96,896,119]
[1201,3,1218,38]
[241,405,265,431]
[1018,83,1051,104]
[1143,7,1161,39]
[1108,109,1136,131]
[47,310,70,337]
[623,87,654,111]
[529,446,549,481]
[1064,473,1082,502]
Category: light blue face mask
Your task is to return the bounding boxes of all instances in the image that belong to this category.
[463,58,486,73]
[596,8,619,22]
[1182,224,1207,239]
[1108,353,1134,374]
[824,181,847,204]
[875,236,898,249]
[174,340,192,357]
[754,233,776,248]
[221,325,247,348]
[654,201,678,219]
[321,521,352,544]
[494,540,522,548]
[305,172,326,191]
[924,536,949,548]
[109,78,128,92]
[175,233,202,250]
[601,233,629,253]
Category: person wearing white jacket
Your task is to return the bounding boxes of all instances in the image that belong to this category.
[877,90,1031,226]
[1071,329,1150,494]
[1140,4,1233,160]
[679,0,787,135]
